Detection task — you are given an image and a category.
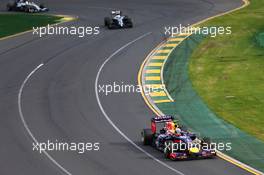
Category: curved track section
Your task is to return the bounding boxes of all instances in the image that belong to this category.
[0,0,251,174]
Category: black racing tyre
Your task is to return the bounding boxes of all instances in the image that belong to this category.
[6,3,14,11]
[104,17,111,26]
[141,129,153,145]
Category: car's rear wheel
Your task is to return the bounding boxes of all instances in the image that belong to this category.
[6,3,14,11]
[104,17,111,26]
[141,129,153,145]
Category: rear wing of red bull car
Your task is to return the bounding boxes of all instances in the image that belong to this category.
[151,116,174,123]
[151,116,175,133]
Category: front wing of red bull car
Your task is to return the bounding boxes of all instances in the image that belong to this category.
[164,136,216,160]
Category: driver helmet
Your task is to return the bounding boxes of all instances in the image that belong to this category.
[166,121,176,133]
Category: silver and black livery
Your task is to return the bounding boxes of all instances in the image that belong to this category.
[104,10,133,29]
[7,0,49,13]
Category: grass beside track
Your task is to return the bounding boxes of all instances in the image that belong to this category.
[0,13,62,38]
[189,0,264,141]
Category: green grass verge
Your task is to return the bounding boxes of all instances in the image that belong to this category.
[0,13,63,38]
[189,0,264,141]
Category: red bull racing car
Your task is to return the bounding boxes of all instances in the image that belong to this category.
[141,116,216,160]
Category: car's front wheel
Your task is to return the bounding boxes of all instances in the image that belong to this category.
[104,17,111,26]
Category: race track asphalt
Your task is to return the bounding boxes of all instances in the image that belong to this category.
[0,0,252,174]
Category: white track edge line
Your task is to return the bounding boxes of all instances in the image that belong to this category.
[95,32,185,175]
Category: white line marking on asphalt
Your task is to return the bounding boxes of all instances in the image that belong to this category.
[18,63,72,175]
[95,32,185,175]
